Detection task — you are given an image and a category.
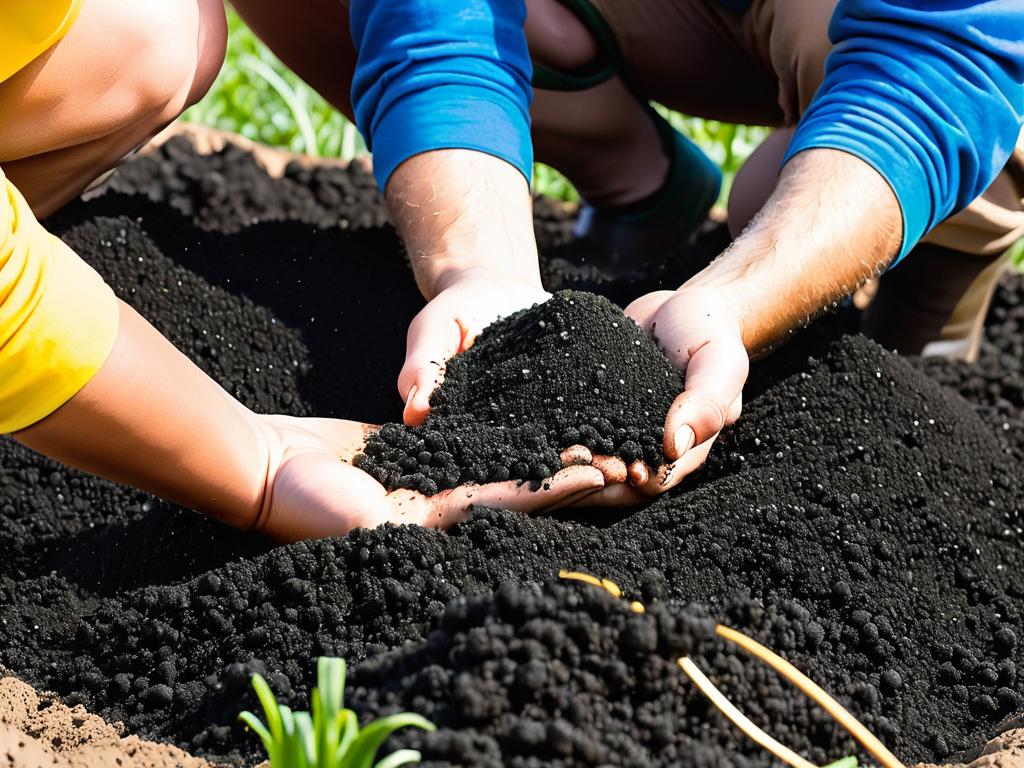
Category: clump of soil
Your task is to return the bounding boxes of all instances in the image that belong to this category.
[0,674,211,767]
[347,580,842,768]
[0,141,1022,766]
[356,291,681,493]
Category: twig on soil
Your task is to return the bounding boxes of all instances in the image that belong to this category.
[676,657,816,768]
[715,626,906,768]
[558,571,905,768]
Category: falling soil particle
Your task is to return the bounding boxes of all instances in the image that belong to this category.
[0,140,1022,766]
[356,290,681,492]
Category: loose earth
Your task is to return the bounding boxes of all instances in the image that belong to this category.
[0,139,1022,766]
[356,290,681,493]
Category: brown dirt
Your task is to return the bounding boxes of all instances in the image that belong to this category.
[3,666,1023,768]
[919,729,1024,768]
[0,675,212,767]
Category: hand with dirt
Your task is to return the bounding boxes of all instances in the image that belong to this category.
[385,149,546,426]
[551,286,747,507]
[398,271,550,425]
[581,149,904,502]
[13,301,606,541]
[255,415,607,541]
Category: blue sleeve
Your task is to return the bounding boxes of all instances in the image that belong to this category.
[783,1,1024,262]
[349,0,534,191]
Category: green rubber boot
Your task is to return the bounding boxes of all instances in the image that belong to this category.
[544,113,722,299]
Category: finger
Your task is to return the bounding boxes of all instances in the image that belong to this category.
[560,444,593,466]
[627,438,716,497]
[564,482,647,508]
[402,372,442,427]
[663,335,748,459]
[628,460,649,486]
[543,485,608,512]
[624,290,674,331]
[398,302,464,423]
[591,455,628,485]
[657,438,716,493]
[385,488,473,530]
[437,465,605,516]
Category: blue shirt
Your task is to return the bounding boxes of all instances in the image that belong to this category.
[350,0,1024,261]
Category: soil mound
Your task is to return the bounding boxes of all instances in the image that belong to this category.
[0,142,1021,766]
[0,674,212,767]
[357,291,680,492]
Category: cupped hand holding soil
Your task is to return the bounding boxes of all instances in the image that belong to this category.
[357,291,711,504]
[609,285,747,500]
[398,269,551,426]
[257,414,606,541]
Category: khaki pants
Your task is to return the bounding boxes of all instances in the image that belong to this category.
[584,0,1024,359]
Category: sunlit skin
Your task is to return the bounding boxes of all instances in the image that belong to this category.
[387,147,902,505]
[4,0,903,538]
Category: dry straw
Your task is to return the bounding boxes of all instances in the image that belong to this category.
[557,570,907,768]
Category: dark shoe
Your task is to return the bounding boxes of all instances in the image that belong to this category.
[542,117,722,301]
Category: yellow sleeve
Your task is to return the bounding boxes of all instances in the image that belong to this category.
[0,0,83,83]
[0,167,119,433]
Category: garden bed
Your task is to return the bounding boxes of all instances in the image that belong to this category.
[1,136,1024,766]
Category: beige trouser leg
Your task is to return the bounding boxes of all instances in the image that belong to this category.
[586,0,1024,361]
[0,0,227,218]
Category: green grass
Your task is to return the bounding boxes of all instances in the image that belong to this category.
[239,657,434,768]
[1010,238,1024,269]
[184,10,763,204]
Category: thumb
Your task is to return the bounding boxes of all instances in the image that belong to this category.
[624,290,674,331]
[398,302,464,426]
[664,334,748,460]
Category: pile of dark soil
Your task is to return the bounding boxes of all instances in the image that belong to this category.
[912,275,1024,463]
[0,141,1022,766]
[356,291,680,492]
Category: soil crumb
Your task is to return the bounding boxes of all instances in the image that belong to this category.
[0,675,211,767]
[356,291,681,493]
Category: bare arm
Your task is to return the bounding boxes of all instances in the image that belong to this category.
[386,150,550,424]
[689,148,902,355]
[624,148,903,496]
[386,149,541,299]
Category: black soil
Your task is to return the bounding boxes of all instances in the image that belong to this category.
[356,291,680,492]
[0,140,1023,766]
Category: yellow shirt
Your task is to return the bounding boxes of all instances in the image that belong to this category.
[0,0,83,83]
[0,0,119,433]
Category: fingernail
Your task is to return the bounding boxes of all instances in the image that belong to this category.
[406,384,418,404]
[661,459,685,488]
[672,426,695,459]
[628,461,649,486]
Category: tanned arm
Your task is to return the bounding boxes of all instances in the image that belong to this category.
[387,149,549,424]
[623,148,902,496]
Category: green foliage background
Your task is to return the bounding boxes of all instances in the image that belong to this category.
[183,10,767,205]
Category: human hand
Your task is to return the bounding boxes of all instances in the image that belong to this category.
[561,286,747,507]
[253,415,605,541]
[398,270,550,426]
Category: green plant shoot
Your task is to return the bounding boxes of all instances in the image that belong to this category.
[239,656,435,768]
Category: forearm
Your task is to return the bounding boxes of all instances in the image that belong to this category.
[14,300,272,529]
[689,148,902,354]
[386,149,541,298]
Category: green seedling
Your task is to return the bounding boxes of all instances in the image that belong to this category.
[239,656,435,768]
[823,758,858,768]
